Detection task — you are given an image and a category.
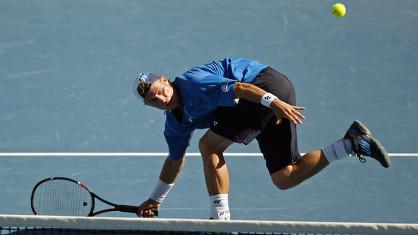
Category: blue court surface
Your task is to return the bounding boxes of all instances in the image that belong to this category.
[1,0,418,223]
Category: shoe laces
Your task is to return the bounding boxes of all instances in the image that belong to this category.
[356,154,367,163]
[352,138,370,163]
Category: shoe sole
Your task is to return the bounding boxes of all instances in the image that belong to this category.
[367,135,391,168]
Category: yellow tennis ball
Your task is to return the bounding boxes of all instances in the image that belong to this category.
[332,3,346,17]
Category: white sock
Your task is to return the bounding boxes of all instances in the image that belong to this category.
[210,194,230,220]
[322,138,352,163]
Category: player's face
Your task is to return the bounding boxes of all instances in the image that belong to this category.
[144,76,175,111]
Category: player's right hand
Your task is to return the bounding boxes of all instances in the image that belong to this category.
[137,198,160,218]
[271,99,305,125]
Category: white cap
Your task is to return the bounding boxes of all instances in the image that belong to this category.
[132,73,160,99]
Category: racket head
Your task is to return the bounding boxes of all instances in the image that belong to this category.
[31,177,95,216]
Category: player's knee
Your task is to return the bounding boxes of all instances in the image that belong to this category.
[271,178,292,190]
[199,137,216,158]
[198,136,222,156]
[198,137,209,155]
[271,166,294,190]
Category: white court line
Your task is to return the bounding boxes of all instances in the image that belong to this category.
[157,207,297,211]
[0,152,417,157]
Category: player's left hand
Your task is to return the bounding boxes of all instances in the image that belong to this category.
[137,198,160,218]
[270,99,305,125]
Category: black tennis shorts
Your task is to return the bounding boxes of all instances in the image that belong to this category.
[210,67,301,174]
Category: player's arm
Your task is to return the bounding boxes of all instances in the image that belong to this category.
[233,82,305,125]
[160,156,185,184]
[137,156,185,217]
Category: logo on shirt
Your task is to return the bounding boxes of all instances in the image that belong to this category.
[221,83,229,93]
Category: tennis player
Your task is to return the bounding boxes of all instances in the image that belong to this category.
[132,57,390,220]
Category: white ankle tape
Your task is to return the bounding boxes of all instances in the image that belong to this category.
[322,138,350,163]
[261,93,277,107]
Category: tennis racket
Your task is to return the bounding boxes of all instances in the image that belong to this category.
[31,176,158,217]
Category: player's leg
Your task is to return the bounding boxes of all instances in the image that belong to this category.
[199,130,233,220]
[256,117,312,190]
[203,94,272,220]
[267,120,390,190]
[254,67,330,189]
[270,149,328,190]
[252,67,390,189]
[250,66,318,189]
[199,130,233,195]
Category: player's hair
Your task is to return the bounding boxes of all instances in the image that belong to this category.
[136,78,173,98]
[137,81,151,98]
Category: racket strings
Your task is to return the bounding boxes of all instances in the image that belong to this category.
[33,179,93,216]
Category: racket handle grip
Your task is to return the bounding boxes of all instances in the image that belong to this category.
[117,205,159,216]
[117,205,140,213]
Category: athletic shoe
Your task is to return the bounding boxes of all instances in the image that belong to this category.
[344,120,390,168]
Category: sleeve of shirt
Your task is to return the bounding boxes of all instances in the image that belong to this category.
[191,74,237,107]
[164,119,192,160]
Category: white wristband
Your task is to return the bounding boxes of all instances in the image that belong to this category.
[150,179,174,203]
[260,93,277,107]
